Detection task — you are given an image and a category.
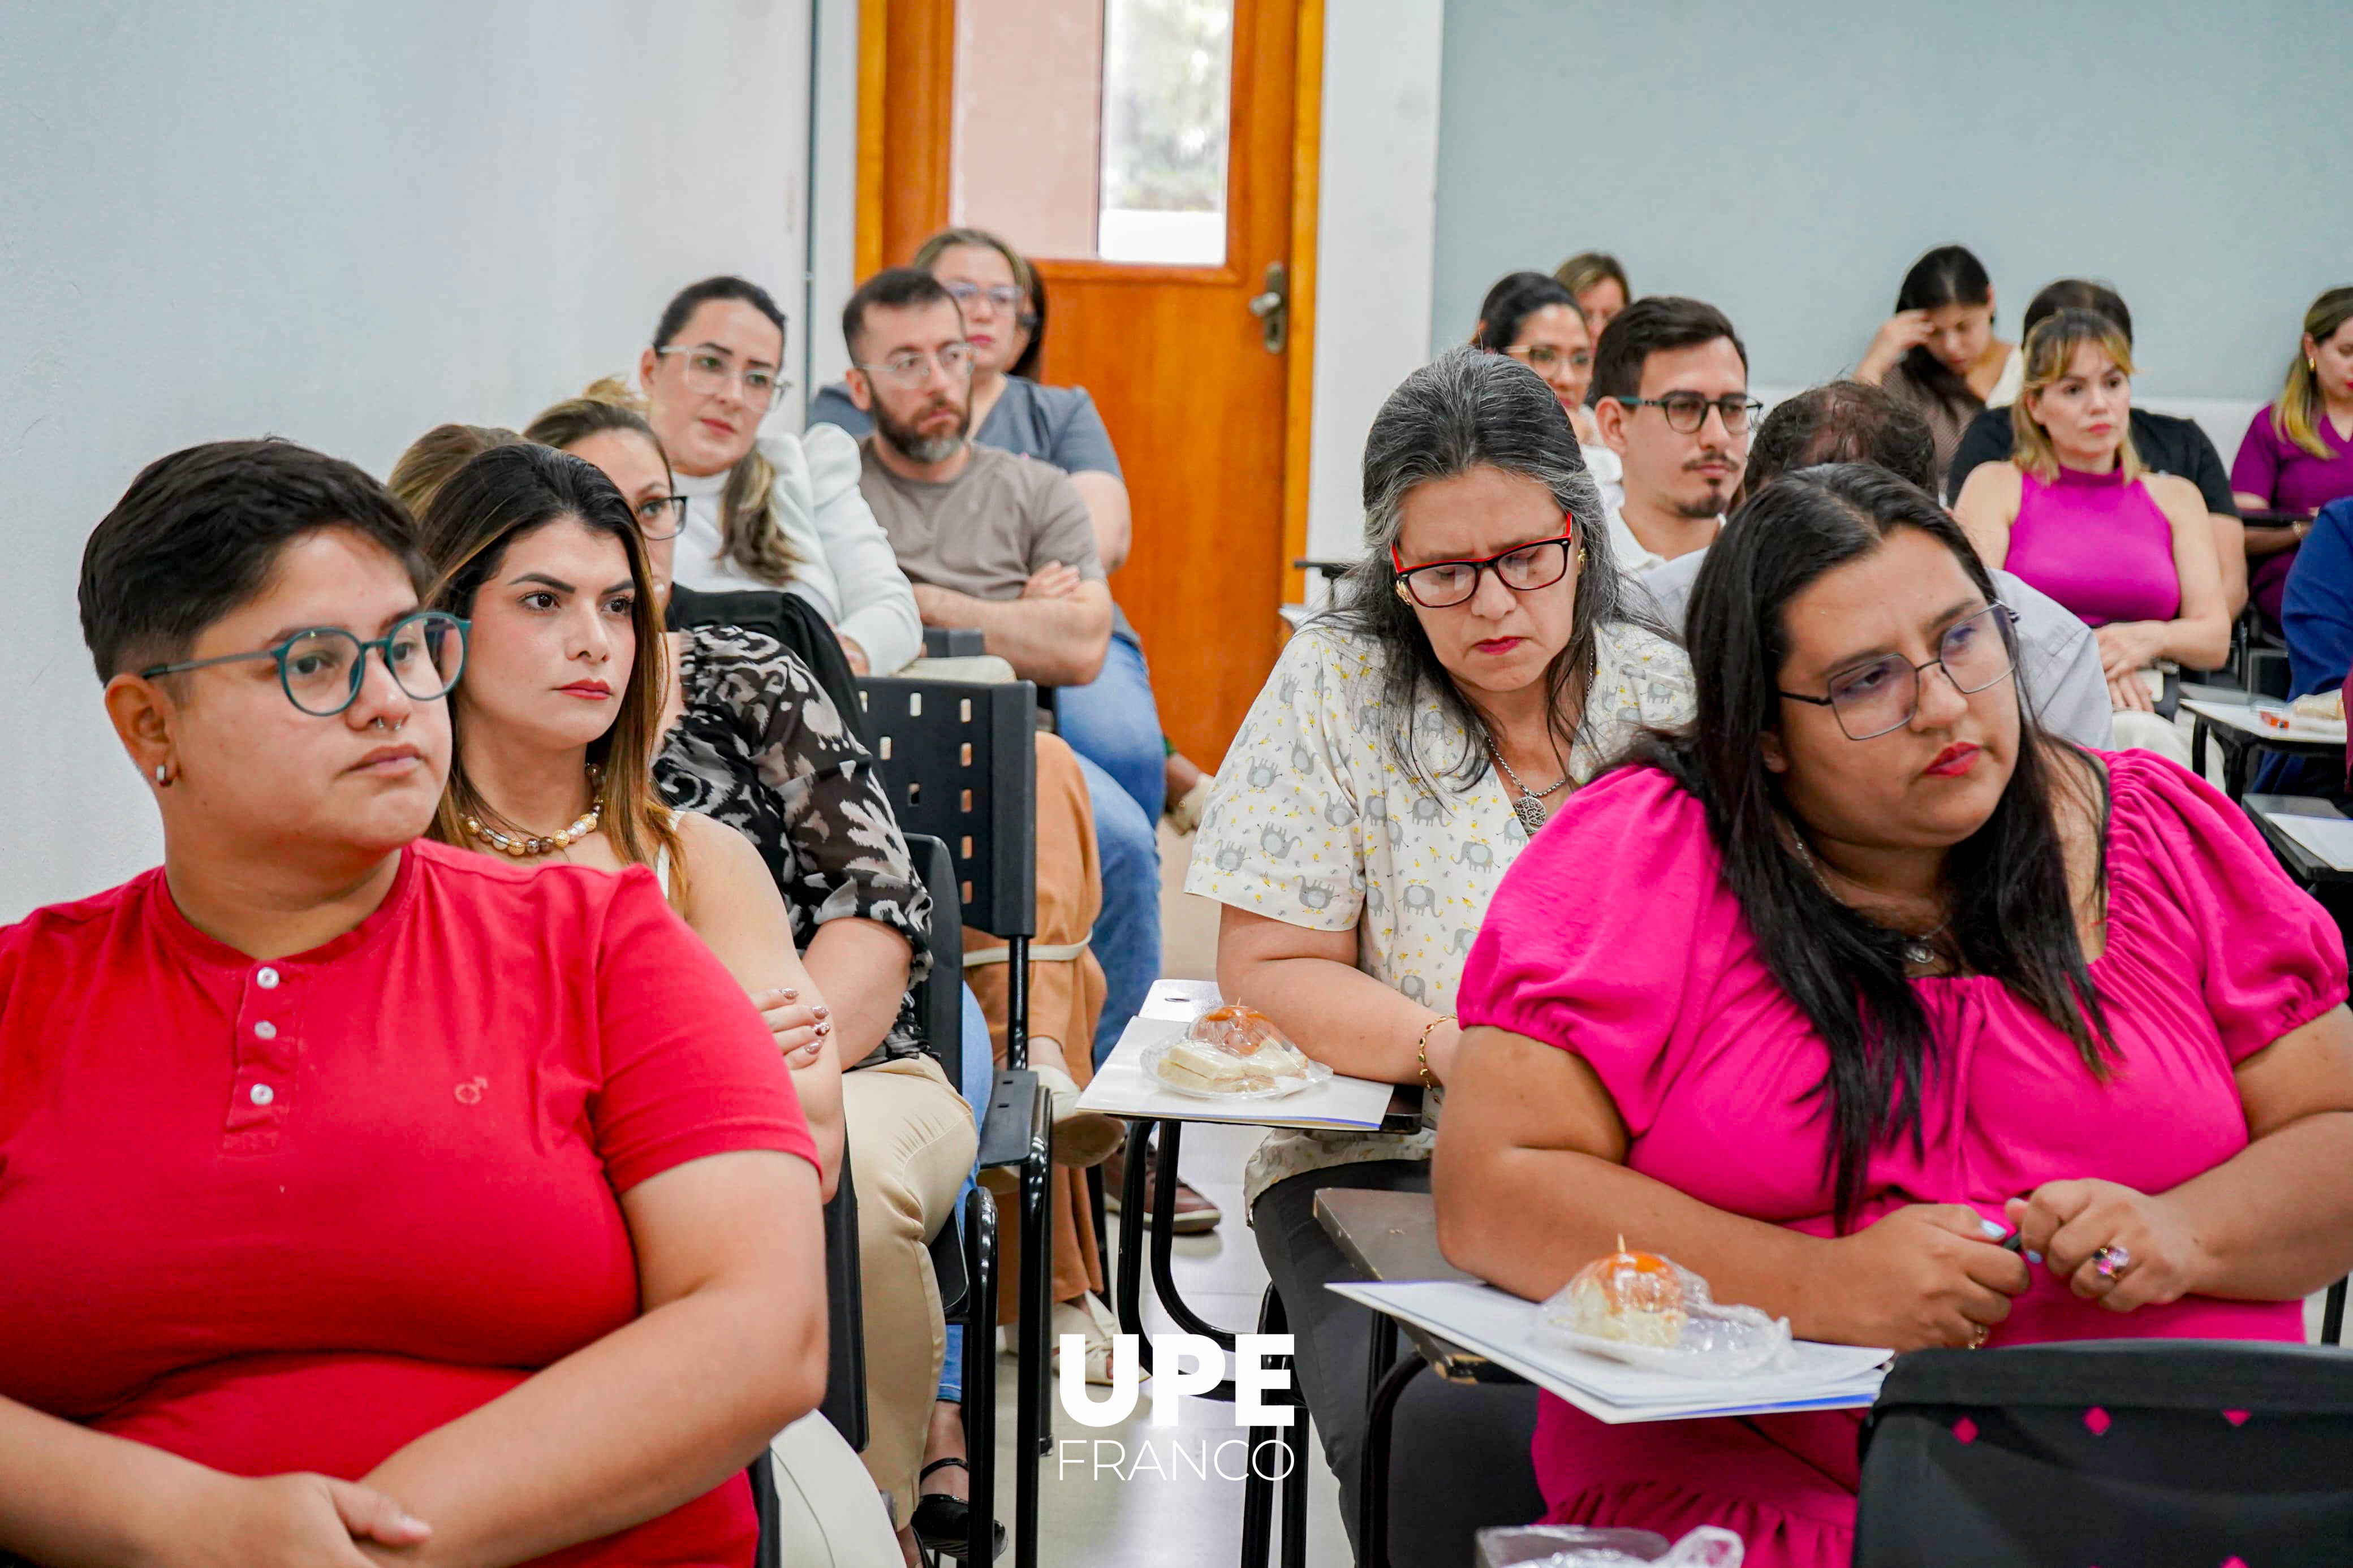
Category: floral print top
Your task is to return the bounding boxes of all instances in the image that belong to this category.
[654,624,934,1069]
[1183,618,1695,1208]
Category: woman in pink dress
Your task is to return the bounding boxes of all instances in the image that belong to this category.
[1434,462,2353,1566]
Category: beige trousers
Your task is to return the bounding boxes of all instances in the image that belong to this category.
[840,1053,979,1529]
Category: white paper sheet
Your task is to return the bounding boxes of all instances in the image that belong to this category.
[1327,1280,1890,1425]
[1140,978,1224,1022]
[1076,1015,1397,1129]
[2271,810,2353,871]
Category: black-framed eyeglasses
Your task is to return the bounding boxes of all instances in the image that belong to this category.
[1777,604,2017,740]
[1390,519,1577,609]
[654,346,788,409]
[635,494,689,539]
[941,281,1024,312]
[1612,392,1763,435]
[140,611,468,718]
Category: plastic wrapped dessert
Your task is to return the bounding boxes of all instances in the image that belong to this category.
[1143,1003,1329,1099]
[1539,1240,1793,1377]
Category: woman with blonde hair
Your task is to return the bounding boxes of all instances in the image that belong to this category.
[2234,286,2353,625]
[1553,250,1631,338]
[1954,309,2229,757]
[640,275,921,677]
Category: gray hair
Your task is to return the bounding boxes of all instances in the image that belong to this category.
[1329,346,1637,793]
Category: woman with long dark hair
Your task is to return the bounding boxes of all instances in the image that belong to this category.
[1185,347,1693,1560]
[1437,463,2353,1565]
[1856,244,2019,490]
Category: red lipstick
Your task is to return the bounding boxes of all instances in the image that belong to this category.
[1923,742,1980,777]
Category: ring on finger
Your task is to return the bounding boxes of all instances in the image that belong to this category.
[2091,1243,2134,1282]
[1966,1321,1988,1350]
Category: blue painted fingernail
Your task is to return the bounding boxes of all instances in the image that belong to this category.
[1979,1219,2007,1239]
[2027,1251,2044,1265]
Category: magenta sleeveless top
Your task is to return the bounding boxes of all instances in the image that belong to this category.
[2003,465,2179,625]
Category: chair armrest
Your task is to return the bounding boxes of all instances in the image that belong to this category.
[924,626,989,658]
[977,1069,1046,1170]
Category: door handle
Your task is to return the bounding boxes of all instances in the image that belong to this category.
[1246,261,1287,355]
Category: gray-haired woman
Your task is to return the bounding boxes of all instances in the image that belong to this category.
[1183,348,1694,1558]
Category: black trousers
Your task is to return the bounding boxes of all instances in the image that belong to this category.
[1253,1160,1543,1563]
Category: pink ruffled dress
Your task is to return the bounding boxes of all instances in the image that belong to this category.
[1454,750,2348,1568]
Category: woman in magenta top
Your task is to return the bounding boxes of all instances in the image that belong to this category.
[2234,287,2353,625]
[1955,308,2229,755]
[0,441,826,1568]
[1435,464,2353,1568]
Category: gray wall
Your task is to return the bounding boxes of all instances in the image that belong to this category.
[0,2,812,919]
[1431,0,2353,401]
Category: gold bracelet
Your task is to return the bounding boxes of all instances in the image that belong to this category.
[1415,1013,1455,1089]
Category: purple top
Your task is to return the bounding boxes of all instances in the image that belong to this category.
[2233,403,2353,517]
[1456,753,2346,1562]
[2005,465,2179,626]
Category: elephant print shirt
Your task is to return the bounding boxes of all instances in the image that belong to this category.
[1183,618,1695,1208]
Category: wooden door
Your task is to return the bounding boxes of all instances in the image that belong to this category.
[859,0,1321,766]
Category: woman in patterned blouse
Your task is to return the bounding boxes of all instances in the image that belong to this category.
[1184,349,1696,1563]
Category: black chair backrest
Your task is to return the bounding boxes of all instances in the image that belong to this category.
[904,833,966,1088]
[1855,1338,2353,1566]
[666,585,880,754]
[855,677,1037,941]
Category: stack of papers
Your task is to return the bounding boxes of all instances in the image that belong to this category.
[1327,1280,1890,1424]
[1077,1013,1396,1129]
[2269,811,2353,871]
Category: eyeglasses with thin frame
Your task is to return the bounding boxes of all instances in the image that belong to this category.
[941,281,1024,312]
[1390,519,1578,609]
[654,346,788,409]
[140,611,469,718]
[635,494,689,540]
[1776,603,2017,740]
[1503,343,1591,373]
[1611,392,1764,435]
[853,342,977,390]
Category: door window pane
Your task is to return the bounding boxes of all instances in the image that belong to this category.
[951,0,1235,266]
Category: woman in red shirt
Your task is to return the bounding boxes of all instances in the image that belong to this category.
[0,439,825,1568]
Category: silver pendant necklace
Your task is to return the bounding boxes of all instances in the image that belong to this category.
[1489,741,1571,833]
[1787,828,1948,965]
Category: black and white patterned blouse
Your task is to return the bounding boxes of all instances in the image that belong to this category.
[653,624,934,1068]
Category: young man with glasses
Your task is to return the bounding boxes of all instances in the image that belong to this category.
[1588,296,1760,576]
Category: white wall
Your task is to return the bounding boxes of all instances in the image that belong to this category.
[0,2,815,921]
[1429,0,2353,404]
[1301,0,1447,564]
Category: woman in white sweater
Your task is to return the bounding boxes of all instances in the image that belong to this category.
[638,275,921,676]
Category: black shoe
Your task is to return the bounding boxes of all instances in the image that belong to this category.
[909,1457,1006,1563]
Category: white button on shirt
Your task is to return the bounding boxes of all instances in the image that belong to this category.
[256,967,281,989]
[253,1021,277,1040]
[249,1083,274,1106]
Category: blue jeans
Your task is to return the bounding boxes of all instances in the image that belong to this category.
[1057,630,1167,824]
[938,985,997,1402]
[1074,750,1160,1069]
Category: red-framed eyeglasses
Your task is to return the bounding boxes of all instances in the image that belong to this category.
[1390,515,1578,609]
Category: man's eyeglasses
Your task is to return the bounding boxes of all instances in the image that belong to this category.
[141,611,468,718]
[635,494,689,540]
[854,343,976,390]
[656,347,788,409]
[1504,344,1590,373]
[942,282,1024,312]
[1777,604,2017,740]
[1390,521,1577,610]
[1612,392,1764,435]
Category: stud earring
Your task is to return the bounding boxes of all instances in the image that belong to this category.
[153,763,172,786]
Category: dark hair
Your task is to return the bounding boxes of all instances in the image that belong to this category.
[1891,245,1994,413]
[1590,296,1747,404]
[911,227,1047,377]
[1471,271,1581,353]
[80,438,427,683]
[652,275,788,360]
[646,276,796,585]
[1653,463,2111,1227]
[1746,381,1938,494]
[843,267,960,358]
[416,443,683,899]
[1330,347,1636,794]
[2021,279,2132,349]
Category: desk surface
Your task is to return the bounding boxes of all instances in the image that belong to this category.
[1316,1188,1515,1384]
[2246,792,2353,881]
[2183,698,2347,751]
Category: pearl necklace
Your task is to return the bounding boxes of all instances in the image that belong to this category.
[464,767,604,859]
